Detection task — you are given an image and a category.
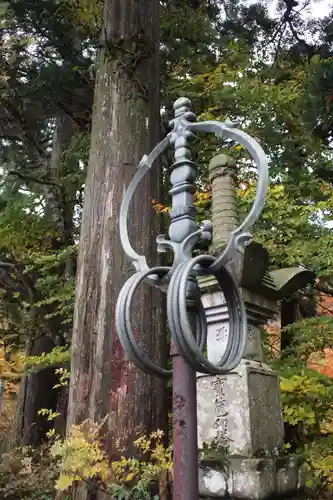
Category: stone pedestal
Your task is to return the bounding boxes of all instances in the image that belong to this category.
[197,360,283,457]
[201,285,277,363]
[199,456,303,499]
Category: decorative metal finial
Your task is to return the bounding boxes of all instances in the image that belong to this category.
[115,97,269,377]
[168,97,197,243]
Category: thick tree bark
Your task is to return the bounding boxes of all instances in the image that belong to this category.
[67,0,167,492]
[8,335,59,447]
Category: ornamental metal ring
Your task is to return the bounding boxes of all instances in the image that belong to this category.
[115,266,172,377]
[119,118,268,279]
[167,254,247,374]
[116,254,247,377]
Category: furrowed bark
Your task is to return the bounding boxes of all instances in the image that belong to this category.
[67,4,167,498]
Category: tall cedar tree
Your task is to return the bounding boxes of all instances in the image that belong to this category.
[67,1,168,496]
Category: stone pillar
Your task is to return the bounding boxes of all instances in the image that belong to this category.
[197,155,304,499]
[209,154,239,252]
[205,154,264,364]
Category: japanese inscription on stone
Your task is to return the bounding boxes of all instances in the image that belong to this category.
[216,324,228,342]
[212,376,228,444]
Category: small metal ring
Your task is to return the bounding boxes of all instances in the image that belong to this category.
[168,261,208,371]
[167,255,247,374]
[115,266,172,378]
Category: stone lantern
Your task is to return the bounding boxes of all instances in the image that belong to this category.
[197,154,315,499]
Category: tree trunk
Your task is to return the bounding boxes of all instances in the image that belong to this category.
[21,336,60,446]
[281,298,300,357]
[8,335,59,447]
[67,0,167,494]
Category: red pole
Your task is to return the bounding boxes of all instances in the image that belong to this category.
[171,288,199,500]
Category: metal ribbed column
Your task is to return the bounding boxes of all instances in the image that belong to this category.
[169,98,199,500]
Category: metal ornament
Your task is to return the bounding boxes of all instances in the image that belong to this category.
[115,97,269,499]
[116,97,268,375]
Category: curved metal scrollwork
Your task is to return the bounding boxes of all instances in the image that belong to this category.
[119,136,170,278]
[116,96,269,377]
[186,119,268,274]
[119,103,268,280]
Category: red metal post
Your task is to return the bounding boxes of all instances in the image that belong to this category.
[172,344,199,500]
[171,280,199,500]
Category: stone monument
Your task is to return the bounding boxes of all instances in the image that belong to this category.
[197,154,315,499]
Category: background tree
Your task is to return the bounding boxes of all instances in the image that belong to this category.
[0,0,93,445]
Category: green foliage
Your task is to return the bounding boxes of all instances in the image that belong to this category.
[266,313,333,496]
[0,424,170,499]
[238,182,333,275]
[281,316,333,362]
[26,346,70,372]
[3,1,333,497]
[25,245,78,326]
[305,57,333,141]
[0,0,92,357]
[53,367,71,388]
[38,408,61,423]
[281,369,333,429]
[54,0,102,36]
[280,367,333,494]
[199,440,229,475]
[51,422,110,491]
[303,434,333,493]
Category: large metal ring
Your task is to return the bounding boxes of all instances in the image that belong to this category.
[119,115,268,278]
[167,254,247,374]
[188,120,268,239]
[115,266,172,377]
[186,119,269,275]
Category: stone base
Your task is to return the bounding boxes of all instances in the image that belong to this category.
[199,457,304,499]
[197,360,284,456]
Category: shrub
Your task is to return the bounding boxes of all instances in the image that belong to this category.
[50,420,172,499]
[0,445,68,500]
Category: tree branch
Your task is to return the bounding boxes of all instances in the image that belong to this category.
[0,97,49,161]
[0,259,35,300]
[316,281,333,296]
[7,170,60,188]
